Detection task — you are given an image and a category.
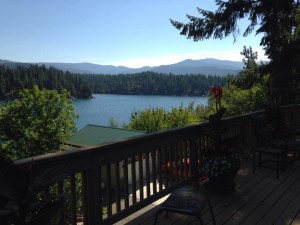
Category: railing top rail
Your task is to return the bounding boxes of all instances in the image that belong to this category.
[14,104,300,175]
[15,104,300,165]
[15,123,201,166]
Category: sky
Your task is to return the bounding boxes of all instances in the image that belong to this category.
[0,0,268,68]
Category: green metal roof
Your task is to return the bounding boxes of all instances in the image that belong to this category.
[67,124,146,147]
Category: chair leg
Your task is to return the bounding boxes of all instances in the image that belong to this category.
[195,215,204,225]
[258,152,262,169]
[165,211,168,218]
[253,152,256,174]
[208,198,216,225]
[293,150,298,162]
[276,155,279,178]
[282,152,286,171]
[154,209,163,225]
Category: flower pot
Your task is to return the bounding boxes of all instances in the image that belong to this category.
[204,166,239,193]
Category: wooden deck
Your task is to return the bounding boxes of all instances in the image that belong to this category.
[117,159,300,225]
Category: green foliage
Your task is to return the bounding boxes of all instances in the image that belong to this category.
[220,47,269,115]
[221,85,267,116]
[241,46,258,67]
[124,103,199,132]
[87,72,226,96]
[125,108,167,132]
[0,85,78,160]
[194,104,211,121]
[170,0,299,55]
[124,77,268,133]
[229,46,270,93]
[0,64,92,100]
[171,0,300,104]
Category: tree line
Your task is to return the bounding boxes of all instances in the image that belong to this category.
[0,64,92,99]
[87,72,226,96]
[0,64,227,100]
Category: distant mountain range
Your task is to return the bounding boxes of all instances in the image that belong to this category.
[0,58,244,76]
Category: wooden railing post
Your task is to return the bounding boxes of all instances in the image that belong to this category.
[86,166,103,225]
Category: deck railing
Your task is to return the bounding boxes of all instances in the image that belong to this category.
[15,104,300,225]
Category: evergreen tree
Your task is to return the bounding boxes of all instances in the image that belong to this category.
[171,0,300,104]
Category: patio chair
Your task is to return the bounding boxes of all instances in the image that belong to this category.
[251,114,300,178]
[153,186,216,225]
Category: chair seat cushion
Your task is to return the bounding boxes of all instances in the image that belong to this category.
[162,186,207,213]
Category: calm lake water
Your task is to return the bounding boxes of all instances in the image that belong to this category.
[73,94,208,130]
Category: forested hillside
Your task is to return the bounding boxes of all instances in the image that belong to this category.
[87,72,226,96]
[0,65,226,100]
[0,65,92,99]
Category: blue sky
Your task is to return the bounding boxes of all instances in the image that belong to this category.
[0,0,267,68]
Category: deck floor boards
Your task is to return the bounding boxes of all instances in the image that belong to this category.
[116,159,300,225]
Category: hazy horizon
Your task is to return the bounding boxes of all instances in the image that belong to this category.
[0,1,268,68]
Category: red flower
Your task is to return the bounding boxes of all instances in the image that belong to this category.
[210,86,223,112]
[210,86,222,100]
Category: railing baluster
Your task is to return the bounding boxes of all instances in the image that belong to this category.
[163,147,168,188]
[179,143,183,181]
[169,146,174,184]
[151,151,157,194]
[131,156,137,204]
[123,159,129,208]
[70,174,77,225]
[115,162,121,212]
[145,153,151,197]
[105,164,112,217]
[183,141,188,178]
[81,172,88,225]
[190,139,199,184]
[157,149,163,191]
[57,181,64,224]
[138,154,144,201]
[174,145,179,182]
[187,141,192,177]
[98,166,103,221]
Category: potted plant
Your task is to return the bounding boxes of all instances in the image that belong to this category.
[203,151,241,191]
[202,86,242,192]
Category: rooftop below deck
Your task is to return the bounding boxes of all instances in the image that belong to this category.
[117,159,300,225]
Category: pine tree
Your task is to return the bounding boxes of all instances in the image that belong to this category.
[171,0,300,104]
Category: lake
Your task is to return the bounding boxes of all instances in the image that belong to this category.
[73,94,208,130]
